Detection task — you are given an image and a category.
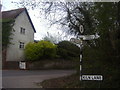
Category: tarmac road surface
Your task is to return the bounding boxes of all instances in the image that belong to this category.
[2,70,76,88]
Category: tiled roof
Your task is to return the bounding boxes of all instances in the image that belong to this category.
[2,8,25,19]
[2,8,36,32]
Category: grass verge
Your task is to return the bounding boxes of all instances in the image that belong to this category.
[39,73,106,88]
[39,74,84,88]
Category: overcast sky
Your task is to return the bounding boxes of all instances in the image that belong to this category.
[1,0,71,41]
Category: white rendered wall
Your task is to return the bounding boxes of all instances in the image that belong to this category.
[6,11,34,61]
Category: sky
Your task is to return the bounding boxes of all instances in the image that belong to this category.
[1,0,72,41]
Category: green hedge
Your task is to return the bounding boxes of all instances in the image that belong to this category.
[25,40,57,61]
[57,41,80,60]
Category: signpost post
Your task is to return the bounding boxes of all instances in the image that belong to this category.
[70,25,102,81]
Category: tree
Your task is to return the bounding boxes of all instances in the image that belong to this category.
[42,2,95,35]
[93,2,119,61]
[82,2,120,88]
[2,19,14,50]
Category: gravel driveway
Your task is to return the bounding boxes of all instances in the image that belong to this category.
[2,70,75,88]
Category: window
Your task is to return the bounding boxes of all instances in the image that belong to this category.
[19,42,24,49]
[20,27,25,34]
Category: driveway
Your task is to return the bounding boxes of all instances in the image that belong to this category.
[2,70,76,88]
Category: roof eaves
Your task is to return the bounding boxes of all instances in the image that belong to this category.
[24,8,36,33]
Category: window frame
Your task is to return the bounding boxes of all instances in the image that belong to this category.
[19,42,25,49]
[20,27,25,34]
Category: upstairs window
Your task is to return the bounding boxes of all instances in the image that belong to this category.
[20,27,25,34]
[19,42,25,49]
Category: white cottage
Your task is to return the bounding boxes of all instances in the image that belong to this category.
[2,8,36,69]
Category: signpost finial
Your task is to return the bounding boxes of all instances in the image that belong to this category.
[79,25,84,34]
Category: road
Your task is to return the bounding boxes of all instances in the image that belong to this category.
[2,70,76,88]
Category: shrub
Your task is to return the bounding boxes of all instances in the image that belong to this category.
[24,41,57,61]
[57,41,80,60]
[38,40,57,59]
[24,42,43,61]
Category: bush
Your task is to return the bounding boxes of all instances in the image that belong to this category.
[24,40,57,61]
[38,40,57,59]
[57,41,80,60]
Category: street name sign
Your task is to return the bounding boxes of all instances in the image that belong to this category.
[81,75,103,81]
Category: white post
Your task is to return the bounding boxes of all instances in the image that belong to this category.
[79,25,84,81]
[80,49,82,81]
[80,54,82,62]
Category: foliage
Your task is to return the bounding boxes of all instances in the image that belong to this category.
[81,2,120,88]
[2,19,14,49]
[57,41,80,60]
[24,40,57,61]
[24,42,41,61]
[39,40,57,59]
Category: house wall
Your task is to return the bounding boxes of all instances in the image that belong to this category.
[6,11,34,62]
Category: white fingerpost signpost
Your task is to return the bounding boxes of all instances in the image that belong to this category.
[70,25,103,81]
